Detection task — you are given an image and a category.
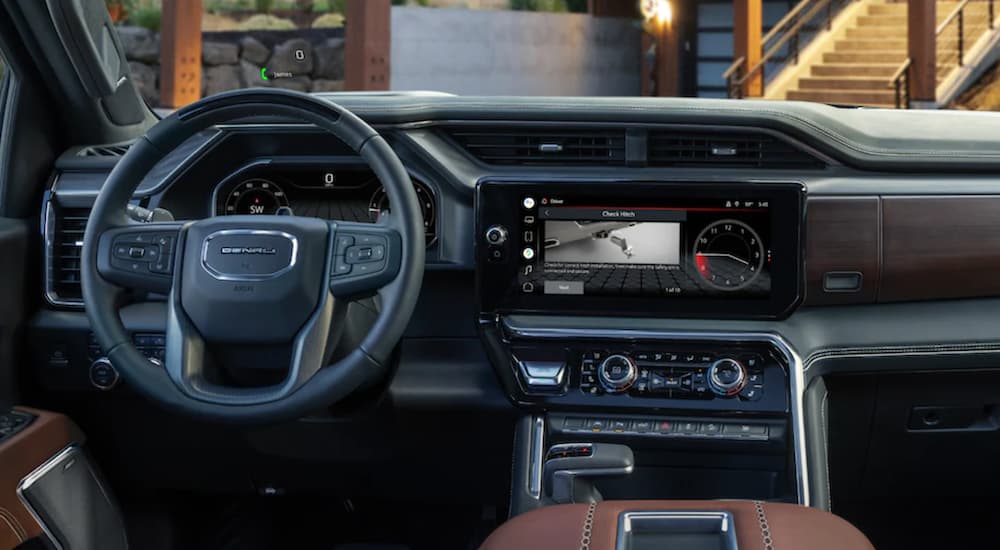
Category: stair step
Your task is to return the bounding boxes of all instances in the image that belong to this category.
[798,77,892,90]
[835,39,906,51]
[811,63,901,77]
[867,4,906,15]
[847,26,907,38]
[824,51,907,63]
[787,88,897,107]
[857,14,906,26]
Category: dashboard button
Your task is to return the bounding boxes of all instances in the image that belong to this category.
[701,422,722,435]
[722,423,768,437]
[677,421,700,434]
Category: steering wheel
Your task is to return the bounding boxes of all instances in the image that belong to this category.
[81,89,425,423]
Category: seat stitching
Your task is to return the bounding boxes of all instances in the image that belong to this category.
[754,501,774,550]
[0,507,26,542]
[580,502,596,550]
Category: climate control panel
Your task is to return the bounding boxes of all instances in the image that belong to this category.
[500,337,788,414]
[580,349,765,402]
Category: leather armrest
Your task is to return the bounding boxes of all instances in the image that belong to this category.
[0,408,84,548]
[481,500,874,550]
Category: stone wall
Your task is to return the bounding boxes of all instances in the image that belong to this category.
[118,26,345,106]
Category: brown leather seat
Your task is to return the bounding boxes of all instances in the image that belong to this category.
[481,500,874,550]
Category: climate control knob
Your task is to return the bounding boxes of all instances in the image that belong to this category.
[597,354,638,393]
[485,225,509,246]
[708,358,747,397]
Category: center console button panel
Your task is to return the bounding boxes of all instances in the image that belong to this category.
[492,332,788,414]
[579,348,767,403]
[551,413,779,443]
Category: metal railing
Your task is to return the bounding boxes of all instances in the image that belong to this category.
[724,0,854,98]
[889,58,911,109]
[889,0,997,109]
[937,0,995,72]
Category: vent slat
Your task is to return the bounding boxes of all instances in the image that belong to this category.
[77,143,132,158]
[446,126,627,166]
[648,130,823,169]
[49,206,90,304]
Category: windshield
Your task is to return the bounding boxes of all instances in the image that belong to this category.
[111,0,995,110]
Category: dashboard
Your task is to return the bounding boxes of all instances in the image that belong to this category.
[31,94,1000,517]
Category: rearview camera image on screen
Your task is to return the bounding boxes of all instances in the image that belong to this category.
[543,221,680,265]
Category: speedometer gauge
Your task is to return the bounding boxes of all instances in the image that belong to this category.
[224,179,289,215]
[368,181,437,244]
[693,219,765,291]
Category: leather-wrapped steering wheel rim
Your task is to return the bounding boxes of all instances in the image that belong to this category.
[81,88,425,424]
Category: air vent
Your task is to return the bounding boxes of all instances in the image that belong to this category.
[648,130,824,169]
[447,127,626,165]
[77,143,132,157]
[47,205,89,305]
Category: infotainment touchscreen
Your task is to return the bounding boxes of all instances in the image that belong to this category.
[528,197,770,299]
[476,181,804,319]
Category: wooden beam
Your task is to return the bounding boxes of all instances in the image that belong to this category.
[733,0,763,97]
[345,0,391,91]
[654,15,681,97]
[159,0,202,108]
[908,0,936,103]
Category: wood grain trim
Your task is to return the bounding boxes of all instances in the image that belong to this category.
[804,196,880,305]
[0,408,84,547]
[881,196,1000,302]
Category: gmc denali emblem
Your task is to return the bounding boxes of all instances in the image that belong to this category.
[220,246,277,255]
[201,229,298,282]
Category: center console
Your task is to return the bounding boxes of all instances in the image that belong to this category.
[475,180,808,511]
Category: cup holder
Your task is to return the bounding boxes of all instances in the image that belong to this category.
[617,510,738,550]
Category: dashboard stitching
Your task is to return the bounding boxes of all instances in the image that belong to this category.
[804,343,1000,370]
[821,390,831,511]
[0,507,25,542]
[753,500,774,550]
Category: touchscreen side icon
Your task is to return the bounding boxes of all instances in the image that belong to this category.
[522,282,534,293]
[524,265,533,275]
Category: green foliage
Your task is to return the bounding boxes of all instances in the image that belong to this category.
[510,0,572,12]
[129,7,161,31]
[255,0,275,13]
[311,12,344,27]
[236,13,297,29]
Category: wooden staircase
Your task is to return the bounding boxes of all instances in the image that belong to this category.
[786,1,995,107]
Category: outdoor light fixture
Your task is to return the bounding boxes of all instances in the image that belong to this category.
[640,0,672,25]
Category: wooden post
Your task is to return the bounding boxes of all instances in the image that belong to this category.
[345,0,391,91]
[908,0,937,104]
[733,0,763,97]
[159,0,202,108]
[654,14,681,97]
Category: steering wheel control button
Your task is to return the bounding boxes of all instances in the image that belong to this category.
[335,235,354,255]
[708,358,748,397]
[89,358,120,391]
[598,354,638,393]
[485,225,508,245]
[333,256,353,276]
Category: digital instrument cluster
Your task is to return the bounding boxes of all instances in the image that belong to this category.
[212,163,437,245]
